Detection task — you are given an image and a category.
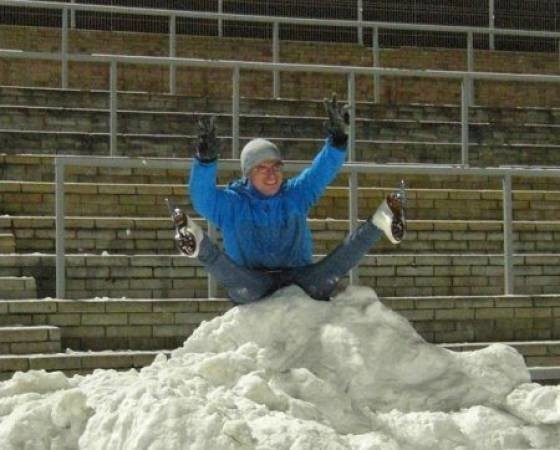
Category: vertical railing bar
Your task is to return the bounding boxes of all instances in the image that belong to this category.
[467,31,475,106]
[61,7,69,89]
[503,174,514,295]
[70,0,76,29]
[372,26,381,103]
[55,158,66,299]
[272,22,280,98]
[357,0,363,45]
[461,76,470,166]
[347,72,357,162]
[489,0,495,50]
[110,61,118,156]
[232,66,240,158]
[208,224,218,298]
[347,72,359,285]
[169,14,176,95]
[218,0,223,37]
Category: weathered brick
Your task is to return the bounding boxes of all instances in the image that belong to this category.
[476,308,514,319]
[129,313,174,325]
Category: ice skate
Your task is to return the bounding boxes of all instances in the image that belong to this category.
[166,199,204,258]
[371,181,407,244]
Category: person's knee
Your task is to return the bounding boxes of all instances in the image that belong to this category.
[298,277,338,302]
[229,286,268,305]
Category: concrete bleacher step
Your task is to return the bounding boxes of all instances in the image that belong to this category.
[0,349,555,382]
[0,297,231,351]
[0,233,15,253]
[4,131,560,170]
[0,349,171,380]
[3,153,560,191]
[2,106,559,146]
[1,180,559,221]
[2,86,559,125]
[2,129,560,168]
[0,325,61,354]
[2,250,560,297]
[1,216,560,255]
[0,276,37,299]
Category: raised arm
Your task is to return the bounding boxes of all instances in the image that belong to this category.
[287,93,350,209]
[188,116,233,227]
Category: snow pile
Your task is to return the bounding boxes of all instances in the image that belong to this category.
[1,285,560,449]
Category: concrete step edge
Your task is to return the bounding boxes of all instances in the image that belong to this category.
[0,85,558,109]
[0,349,554,382]
[441,340,560,349]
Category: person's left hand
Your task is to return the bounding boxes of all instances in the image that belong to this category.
[323,93,350,148]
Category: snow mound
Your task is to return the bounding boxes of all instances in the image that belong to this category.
[0,285,559,450]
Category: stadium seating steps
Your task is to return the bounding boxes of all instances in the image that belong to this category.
[0,29,560,381]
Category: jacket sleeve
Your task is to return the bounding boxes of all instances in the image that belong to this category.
[188,158,233,227]
[287,139,347,211]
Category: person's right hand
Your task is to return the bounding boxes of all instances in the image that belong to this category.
[196,116,219,162]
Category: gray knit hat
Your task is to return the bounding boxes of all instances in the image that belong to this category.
[240,138,282,176]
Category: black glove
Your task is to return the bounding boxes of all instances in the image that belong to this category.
[196,116,219,163]
[323,93,350,149]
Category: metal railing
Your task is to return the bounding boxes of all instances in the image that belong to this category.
[1,41,560,299]
[54,155,560,299]
[2,0,560,52]
[2,0,560,100]
[2,49,560,162]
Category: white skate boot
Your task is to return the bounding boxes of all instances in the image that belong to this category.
[371,182,407,244]
[167,199,204,258]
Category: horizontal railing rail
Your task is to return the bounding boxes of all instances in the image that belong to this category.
[54,155,560,299]
[2,0,560,99]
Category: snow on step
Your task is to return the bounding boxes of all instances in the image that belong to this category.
[0,349,169,380]
[442,340,560,369]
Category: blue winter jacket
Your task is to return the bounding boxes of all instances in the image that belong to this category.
[189,139,346,270]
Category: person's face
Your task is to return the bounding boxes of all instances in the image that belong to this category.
[249,160,284,196]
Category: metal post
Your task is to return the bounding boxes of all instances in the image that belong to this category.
[503,174,514,295]
[357,0,363,45]
[489,0,495,50]
[347,72,359,285]
[55,158,66,299]
[467,31,475,105]
[208,224,218,297]
[169,15,176,95]
[461,76,470,166]
[110,61,118,156]
[218,0,224,37]
[232,66,240,158]
[372,27,381,103]
[70,0,76,29]
[347,72,357,162]
[61,7,69,89]
[272,22,280,98]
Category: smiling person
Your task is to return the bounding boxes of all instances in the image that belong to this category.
[174,94,406,304]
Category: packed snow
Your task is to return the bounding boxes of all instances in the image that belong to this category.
[1,285,560,449]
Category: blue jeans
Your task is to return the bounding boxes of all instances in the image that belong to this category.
[197,220,383,304]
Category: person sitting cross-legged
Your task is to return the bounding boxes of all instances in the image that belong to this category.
[172,94,406,304]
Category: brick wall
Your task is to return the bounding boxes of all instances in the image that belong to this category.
[1,254,559,299]
[1,25,559,106]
